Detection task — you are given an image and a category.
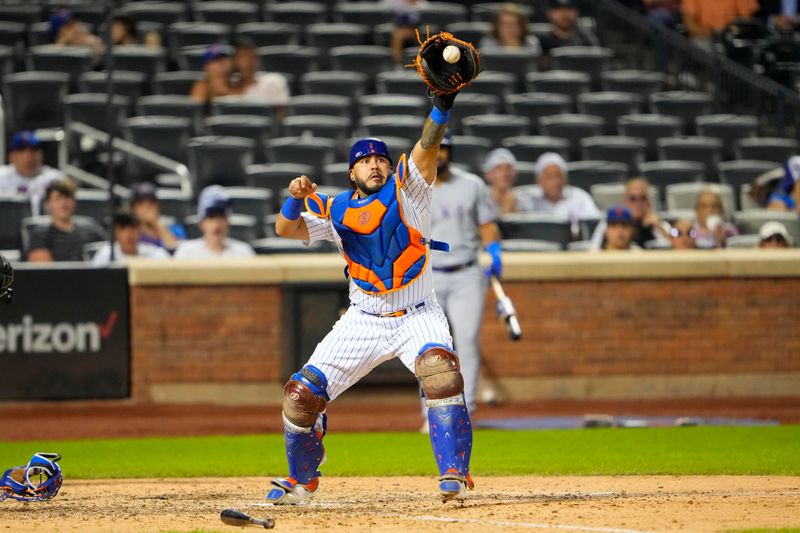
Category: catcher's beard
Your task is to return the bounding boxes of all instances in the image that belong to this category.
[352,172,388,196]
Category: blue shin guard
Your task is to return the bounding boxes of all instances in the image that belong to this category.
[427,395,473,479]
[283,414,326,485]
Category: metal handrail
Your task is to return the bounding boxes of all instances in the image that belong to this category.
[67,121,192,196]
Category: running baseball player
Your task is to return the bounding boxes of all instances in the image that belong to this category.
[426,132,502,427]
[268,33,480,504]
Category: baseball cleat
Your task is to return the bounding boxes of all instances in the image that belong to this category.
[438,470,474,502]
[265,476,319,505]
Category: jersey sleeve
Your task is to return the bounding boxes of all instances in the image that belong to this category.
[400,155,433,216]
[301,211,337,243]
[476,179,500,225]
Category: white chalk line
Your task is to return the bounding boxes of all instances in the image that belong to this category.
[397,514,654,533]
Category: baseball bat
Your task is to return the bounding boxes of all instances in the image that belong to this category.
[220,509,275,529]
[489,276,522,341]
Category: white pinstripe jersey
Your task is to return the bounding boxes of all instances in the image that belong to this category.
[302,155,434,315]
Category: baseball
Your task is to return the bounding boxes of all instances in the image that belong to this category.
[443,45,461,64]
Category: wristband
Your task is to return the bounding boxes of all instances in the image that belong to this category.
[429,106,451,125]
[280,196,304,220]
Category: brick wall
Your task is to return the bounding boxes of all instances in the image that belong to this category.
[478,278,800,378]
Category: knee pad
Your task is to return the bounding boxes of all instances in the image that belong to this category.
[283,365,329,427]
[415,343,464,400]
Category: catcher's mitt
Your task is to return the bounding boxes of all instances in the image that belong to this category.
[412,31,480,98]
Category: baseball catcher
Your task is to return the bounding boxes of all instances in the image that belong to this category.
[1,453,63,502]
[269,32,480,505]
[0,254,12,304]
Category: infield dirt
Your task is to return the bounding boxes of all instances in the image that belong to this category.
[1,475,798,532]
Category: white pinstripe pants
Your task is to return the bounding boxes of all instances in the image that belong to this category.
[306,295,454,401]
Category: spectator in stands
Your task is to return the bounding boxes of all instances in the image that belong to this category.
[0,130,64,216]
[391,11,421,65]
[591,178,670,249]
[129,182,186,252]
[27,180,105,262]
[669,219,698,249]
[50,8,104,55]
[766,156,800,213]
[480,3,542,56]
[523,152,601,222]
[482,148,523,215]
[111,15,138,46]
[173,186,255,259]
[539,0,599,69]
[644,0,683,27]
[758,220,792,248]
[681,0,759,50]
[91,212,170,266]
[190,44,236,104]
[693,188,739,248]
[230,38,291,108]
[600,206,639,250]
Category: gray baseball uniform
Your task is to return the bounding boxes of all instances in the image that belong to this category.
[430,166,499,413]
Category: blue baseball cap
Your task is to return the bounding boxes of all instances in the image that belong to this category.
[202,44,230,66]
[131,182,158,204]
[606,205,633,224]
[10,130,41,152]
[198,185,231,218]
[49,9,74,40]
[349,137,393,169]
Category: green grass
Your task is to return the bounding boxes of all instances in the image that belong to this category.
[1,426,798,479]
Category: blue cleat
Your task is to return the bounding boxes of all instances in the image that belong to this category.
[265,476,320,505]
[438,470,474,502]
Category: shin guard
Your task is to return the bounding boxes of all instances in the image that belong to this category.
[426,394,473,478]
[283,413,326,485]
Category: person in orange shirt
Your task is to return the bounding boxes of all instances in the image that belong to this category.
[682,0,758,48]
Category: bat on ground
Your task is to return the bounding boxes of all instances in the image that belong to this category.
[220,508,275,529]
[489,275,522,341]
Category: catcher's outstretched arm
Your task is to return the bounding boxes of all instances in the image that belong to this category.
[412,118,448,186]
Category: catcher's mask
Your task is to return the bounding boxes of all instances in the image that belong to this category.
[348,137,393,170]
[1,453,63,502]
[0,254,12,304]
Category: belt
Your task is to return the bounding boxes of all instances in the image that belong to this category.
[359,301,426,318]
[431,259,476,273]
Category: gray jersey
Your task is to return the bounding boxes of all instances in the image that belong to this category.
[430,167,498,268]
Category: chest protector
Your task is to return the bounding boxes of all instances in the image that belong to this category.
[305,154,428,294]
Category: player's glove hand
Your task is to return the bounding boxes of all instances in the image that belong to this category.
[485,241,502,279]
[412,31,480,111]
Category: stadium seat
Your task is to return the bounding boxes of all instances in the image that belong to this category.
[502,136,571,163]
[2,71,69,132]
[447,93,500,135]
[501,239,563,252]
[359,94,427,117]
[525,70,591,100]
[155,188,193,219]
[444,21,491,44]
[580,136,647,175]
[257,45,320,86]
[120,2,188,26]
[566,160,630,191]
[137,95,204,135]
[185,213,258,242]
[266,2,328,27]
[329,45,394,79]
[472,2,533,22]
[235,22,299,47]
[601,69,665,95]
[461,114,531,148]
[577,92,643,134]
[123,116,193,180]
[725,234,761,248]
[305,24,371,60]
[194,1,258,26]
[267,137,336,178]
[417,2,469,27]
[204,115,272,164]
[0,21,26,52]
[539,114,605,160]
[375,70,426,96]
[515,162,538,186]
[733,209,800,244]
[167,22,229,61]
[287,94,352,118]
[251,237,332,254]
[616,114,683,160]
[333,3,395,25]
[505,92,572,133]
[450,135,492,176]
[649,91,714,134]
[80,71,146,107]
[695,114,758,159]
[479,50,539,90]
[301,71,369,101]
[27,45,96,88]
[320,162,349,188]
[665,182,736,214]
[466,70,517,99]
[111,45,167,85]
[187,136,255,190]
[738,183,761,210]
[656,136,724,178]
[153,70,204,95]
[246,163,314,202]
[0,195,30,251]
[222,187,274,229]
[65,93,130,137]
[590,182,660,211]
[74,189,112,225]
[718,160,777,197]
[177,43,235,71]
[733,137,798,164]
[282,115,353,145]
[550,46,614,86]
[640,160,706,193]
[360,115,425,141]
[497,213,573,249]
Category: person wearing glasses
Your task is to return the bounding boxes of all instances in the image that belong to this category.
[591,178,670,250]
[668,219,697,249]
[693,188,738,249]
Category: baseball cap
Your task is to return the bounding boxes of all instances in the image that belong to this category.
[758,220,792,245]
[202,44,230,66]
[349,137,393,169]
[49,9,74,40]
[131,182,158,204]
[9,130,41,152]
[197,185,231,218]
[548,0,578,8]
[606,205,633,224]
[534,151,567,177]
[482,148,517,173]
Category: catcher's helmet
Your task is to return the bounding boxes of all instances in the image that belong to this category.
[348,137,393,169]
[0,255,12,304]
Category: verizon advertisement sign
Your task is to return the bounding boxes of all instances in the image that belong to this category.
[0,267,130,400]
